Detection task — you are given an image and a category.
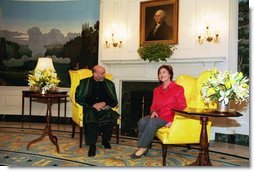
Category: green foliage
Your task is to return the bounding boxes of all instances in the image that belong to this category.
[45,47,64,57]
[137,43,176,62]
[19,45,32,57]
[0,71,29,86]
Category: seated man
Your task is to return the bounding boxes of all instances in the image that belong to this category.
[75,65,119,157]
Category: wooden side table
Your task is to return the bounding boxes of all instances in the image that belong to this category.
[26,93,68,153]
[22,90,68,119]
[173,107,242,166]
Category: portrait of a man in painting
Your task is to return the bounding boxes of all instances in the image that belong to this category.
[140,0,179,44]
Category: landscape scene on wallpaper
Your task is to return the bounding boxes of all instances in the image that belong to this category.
[0,0,99,87]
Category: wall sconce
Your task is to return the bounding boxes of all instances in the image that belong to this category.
[105,33,123,48]
[197,26,220,44]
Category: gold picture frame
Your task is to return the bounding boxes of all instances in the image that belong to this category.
[140,0,179,45]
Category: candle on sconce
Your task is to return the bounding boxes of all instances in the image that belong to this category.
[104,31,111,48]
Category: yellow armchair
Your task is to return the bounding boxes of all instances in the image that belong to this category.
[155,71,216,166]
[69,69,119,148]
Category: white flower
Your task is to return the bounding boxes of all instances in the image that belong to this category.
[218,90,230,105]
[201,69,249,105]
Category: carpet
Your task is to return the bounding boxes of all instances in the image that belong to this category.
[0,126,249,167]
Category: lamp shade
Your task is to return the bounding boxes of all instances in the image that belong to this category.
[35,57,55,71]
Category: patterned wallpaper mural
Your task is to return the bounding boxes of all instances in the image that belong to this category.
[0,0,100,87]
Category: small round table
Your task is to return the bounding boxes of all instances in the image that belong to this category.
[26,93,68,153]
[173,107,242,166]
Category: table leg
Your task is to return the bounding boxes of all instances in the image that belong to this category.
[27,98,60,153]
[58,98,60,121]
[189,116,211,166]
[48,124,59,150]
[22,94,25,120]
[29,97,32,116]
[46,98,59,152]
[27,124,48,150]
[64,97,67,118]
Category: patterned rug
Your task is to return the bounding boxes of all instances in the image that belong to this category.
[0,127,249,167]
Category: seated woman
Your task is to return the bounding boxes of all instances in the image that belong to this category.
[130,65,187,159]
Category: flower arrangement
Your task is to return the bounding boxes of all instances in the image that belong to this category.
[27,69,60,91]
[201,69,249,105]
[137,43,176,62]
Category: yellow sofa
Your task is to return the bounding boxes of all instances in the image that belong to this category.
[69,69,120,148]
[155,71,216,166]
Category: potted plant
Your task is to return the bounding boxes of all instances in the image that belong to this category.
[27,69,60,94]
[137,43,176,62]
[201,68,249,112]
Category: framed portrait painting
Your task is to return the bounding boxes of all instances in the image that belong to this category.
[140,0,179,45]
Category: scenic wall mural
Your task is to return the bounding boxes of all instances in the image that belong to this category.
[0,0,100,87]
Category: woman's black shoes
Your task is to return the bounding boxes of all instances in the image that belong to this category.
[130,149,149,159]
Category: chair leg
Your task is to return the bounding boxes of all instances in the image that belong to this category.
[162,144,168,166]
[79,127,83,148]
[71,121,75,138]
[115,124,119,144]
[186,144,191,150]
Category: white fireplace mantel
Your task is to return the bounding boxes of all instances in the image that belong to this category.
[101,56,226,65]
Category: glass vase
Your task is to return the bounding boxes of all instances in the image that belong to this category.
[216,100,229,112]
[40,87,47,95]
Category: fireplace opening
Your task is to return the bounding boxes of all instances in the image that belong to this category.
[121,81,159,137]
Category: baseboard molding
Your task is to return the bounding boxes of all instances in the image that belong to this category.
[215,132,249,146]
[0,114,72,125]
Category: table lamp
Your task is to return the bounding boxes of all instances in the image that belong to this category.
[35,57,55,71]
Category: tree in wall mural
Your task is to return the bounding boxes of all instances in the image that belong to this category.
[0,0,99,87]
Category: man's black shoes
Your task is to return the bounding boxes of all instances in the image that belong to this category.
[88,145,96,157]
[102,141,111,149]
[88,142,111,157]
